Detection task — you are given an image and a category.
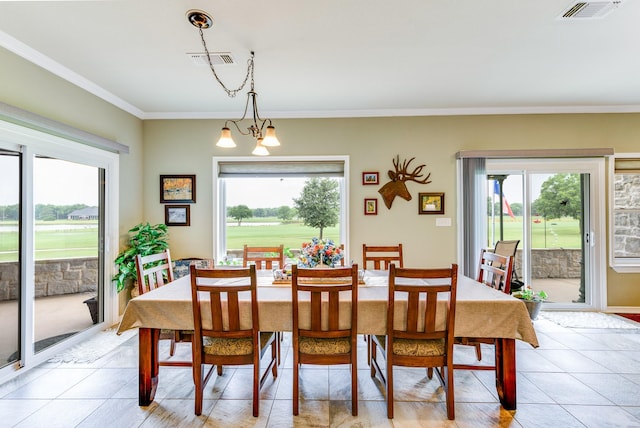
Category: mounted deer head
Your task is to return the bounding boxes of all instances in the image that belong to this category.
[378,155,431,209]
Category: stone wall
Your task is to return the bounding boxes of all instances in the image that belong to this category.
[613,172,640,258]
[0,257,98,301]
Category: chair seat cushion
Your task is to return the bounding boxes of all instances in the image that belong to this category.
[204,332,275,356]
[375,335,445,357]
[393,338,445,357]
[299,336,351,355]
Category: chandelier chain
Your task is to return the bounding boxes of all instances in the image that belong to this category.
[198,26,253,98]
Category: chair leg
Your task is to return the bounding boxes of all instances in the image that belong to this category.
[365,335,370,366]
[386,357,394,419]
[169,333,177,356]
[277,332,282,366]
[370,339,377,378]
[271,339,278,378]
[351,352,358,416]
[217,365,223,376]
[253,358,260,417]
[446,363,455,420]
[474,343,482,361]
[293,352,299,415]
[193,363,203,416]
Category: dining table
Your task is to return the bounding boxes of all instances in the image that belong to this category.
[117,269,539,410]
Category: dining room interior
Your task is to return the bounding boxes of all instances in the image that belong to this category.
[2,1,640,426]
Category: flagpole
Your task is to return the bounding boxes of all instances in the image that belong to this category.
[488,174,508,242]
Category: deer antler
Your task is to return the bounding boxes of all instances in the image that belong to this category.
[393,156,432,184]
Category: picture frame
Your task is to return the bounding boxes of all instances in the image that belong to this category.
[418,192,445,215]
[165,204,191,226]
[362,171,379,185]
[160,174,196,203]
[364,198,378,215]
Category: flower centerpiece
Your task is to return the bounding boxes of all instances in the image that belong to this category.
[298,237,343,268]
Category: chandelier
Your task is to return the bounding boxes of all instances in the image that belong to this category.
[187,10,280,156]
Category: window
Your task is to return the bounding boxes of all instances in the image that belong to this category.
[213,156,349,264]
[610,155,640,272]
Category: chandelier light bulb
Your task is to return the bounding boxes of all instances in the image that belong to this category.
[216,127,236,148]
[261,125,280,147]
[252,138,269,156]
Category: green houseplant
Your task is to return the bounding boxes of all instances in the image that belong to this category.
[113,222,170,293]
[513,287,548,320]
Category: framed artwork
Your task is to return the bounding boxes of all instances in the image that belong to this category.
[160,174,196,203]
[362,172,379,185]
[364,198,378,215]
[418,192,444,215]
[165,205,191,226]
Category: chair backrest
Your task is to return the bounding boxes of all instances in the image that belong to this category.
[243,244,284,269]
[477,249,513,294]
[190,264,258,343]
[291,265,358,341]
[387,263,458,355]
[135,249,174,295]
[362,244,403,270]
[493,240,520,259]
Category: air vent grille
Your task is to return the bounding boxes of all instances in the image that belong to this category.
[560,1,622,19]
[187,52,236,66]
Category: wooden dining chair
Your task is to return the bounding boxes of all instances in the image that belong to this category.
[362,243,403,362]
[369,263,458,420]
[136,249,191,364]
[362,244,403,270]
[291,264,359,416]
[243,244,285,269]
[189,264,278,416]
[494,239,522,290]
[454,249,513,367]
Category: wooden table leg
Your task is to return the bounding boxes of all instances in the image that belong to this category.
[494,338,517,410]
[138,328,159,406]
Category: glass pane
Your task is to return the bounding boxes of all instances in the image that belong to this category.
[0,150,20,367]
[33,157,101,353]
[530,173,584,304]
[223,177,342,266]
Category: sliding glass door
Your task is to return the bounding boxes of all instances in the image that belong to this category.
[0,121,117,380]
[32,156,103,354]
[486,158,605,309]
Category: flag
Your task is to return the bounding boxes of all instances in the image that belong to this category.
[494,180,515,219]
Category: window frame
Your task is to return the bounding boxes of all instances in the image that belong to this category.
[212,155,350,263]
[609,153,640,272]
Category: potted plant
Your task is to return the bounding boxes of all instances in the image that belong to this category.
[113,222,170,294]
[513,287,548,320]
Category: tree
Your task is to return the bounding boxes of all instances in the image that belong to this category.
[293,178,340,239]
[533,174,581,220]
[277,205,294,222]
[228,205,253,226]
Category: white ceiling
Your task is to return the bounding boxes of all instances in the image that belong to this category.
[1,0,639,120]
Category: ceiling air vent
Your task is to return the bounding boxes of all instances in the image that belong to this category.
[186,52,236,66]
[560,1,623,19]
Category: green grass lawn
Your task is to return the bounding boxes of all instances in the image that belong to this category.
[226,220,340,251]
[0,221,98,262]
[0,216,581,262]
[488,217,581,248]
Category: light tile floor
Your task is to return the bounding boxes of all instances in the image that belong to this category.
[2,316,640,427]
